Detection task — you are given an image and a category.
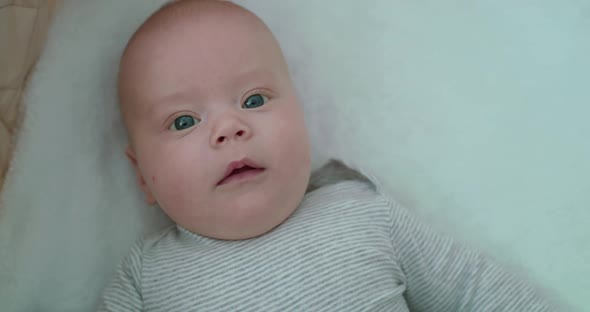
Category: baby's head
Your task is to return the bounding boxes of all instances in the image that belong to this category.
[118,0,311,240]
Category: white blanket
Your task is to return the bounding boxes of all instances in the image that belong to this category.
[1,0,588,311]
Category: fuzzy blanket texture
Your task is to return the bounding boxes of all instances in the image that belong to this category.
[0,0,588,311]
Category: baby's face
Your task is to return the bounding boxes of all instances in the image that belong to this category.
[119,1,311,240]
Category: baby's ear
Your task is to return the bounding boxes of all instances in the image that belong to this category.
[125,146,157,205]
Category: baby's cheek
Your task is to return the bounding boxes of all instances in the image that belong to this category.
[154,171,194,215]
[278,115,308,154]
[158,155,208,200]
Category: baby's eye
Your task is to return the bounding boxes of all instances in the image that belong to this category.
[242,94,268,109]
[169,115,200,131]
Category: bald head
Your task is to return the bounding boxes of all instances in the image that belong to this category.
[118,0,289,147]
[116,1,311,238]
[126,0,255,47]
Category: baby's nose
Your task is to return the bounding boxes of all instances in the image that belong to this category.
[210,116,252,147]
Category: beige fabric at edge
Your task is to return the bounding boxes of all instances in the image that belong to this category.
[0,0,60,193]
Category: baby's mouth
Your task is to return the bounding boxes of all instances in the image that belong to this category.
[217,158,266,186]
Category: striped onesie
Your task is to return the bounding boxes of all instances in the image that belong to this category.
[98,163,556,311]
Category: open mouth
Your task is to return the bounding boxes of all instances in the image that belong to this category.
[217,158,266,186]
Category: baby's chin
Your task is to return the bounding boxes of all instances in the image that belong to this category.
[178,193,301,240]
[179,214,291,241]
[203,219,286,241]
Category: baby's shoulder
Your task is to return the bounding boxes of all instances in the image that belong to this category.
[302,178,394,222]
[306,159,396,208]
[307,179,377,202]
[125,225,179,258]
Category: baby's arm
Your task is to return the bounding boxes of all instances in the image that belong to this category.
[96,241,143,312]
[385,198,559,312]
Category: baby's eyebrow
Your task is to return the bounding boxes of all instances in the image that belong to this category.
[147,92,197,118]
[144,68,279,119]
[233,68,278,88]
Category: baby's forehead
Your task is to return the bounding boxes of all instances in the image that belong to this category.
[119,3,269,95]
[118,1,290,122]
[121,1,273,75]
[133,1,259,42]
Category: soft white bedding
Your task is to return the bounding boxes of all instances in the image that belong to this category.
[0,0,588,311]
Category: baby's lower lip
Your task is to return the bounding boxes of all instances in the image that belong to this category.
[217,168,266,186]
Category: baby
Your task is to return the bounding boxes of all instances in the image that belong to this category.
[99,0,558,311]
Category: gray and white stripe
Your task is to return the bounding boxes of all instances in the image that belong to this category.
[98,164,557,311]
